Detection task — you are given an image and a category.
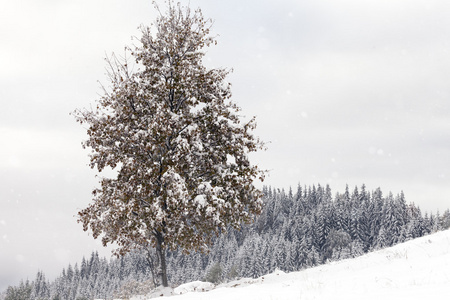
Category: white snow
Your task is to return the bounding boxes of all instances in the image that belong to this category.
[133,229,450,299]
[193,194,207,207]
[173,281,215,295]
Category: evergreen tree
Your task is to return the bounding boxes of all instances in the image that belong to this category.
[204,262,222,284]
[441,209,450,229]
[31,271,50,300]
[5,280,32,300]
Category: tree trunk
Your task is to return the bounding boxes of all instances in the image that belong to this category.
[144,248,158,287]
[155,232,169,287]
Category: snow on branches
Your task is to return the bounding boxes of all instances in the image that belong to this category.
[72,1,265,287]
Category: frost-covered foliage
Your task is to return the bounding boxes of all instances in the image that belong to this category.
[3,280,31,300]
[168,184,448,281]
[72,1,264,287]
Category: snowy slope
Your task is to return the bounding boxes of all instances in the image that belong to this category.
[137,229,450,300]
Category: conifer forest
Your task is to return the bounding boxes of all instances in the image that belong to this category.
[3,184,450,300]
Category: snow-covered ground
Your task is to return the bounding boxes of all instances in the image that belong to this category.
[135,229,450,300]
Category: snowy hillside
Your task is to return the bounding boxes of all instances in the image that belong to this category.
[137,229,450,299]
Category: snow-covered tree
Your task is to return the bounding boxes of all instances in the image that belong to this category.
[30,271,50,300]
[4,280,31,300]
[204,262,222,284]
[73,1,264,287]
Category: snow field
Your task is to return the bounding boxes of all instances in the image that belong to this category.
[133,229,450,299]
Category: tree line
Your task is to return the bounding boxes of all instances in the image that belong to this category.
[2,184,449,300]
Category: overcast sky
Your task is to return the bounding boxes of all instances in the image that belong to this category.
[1,0,450,291]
